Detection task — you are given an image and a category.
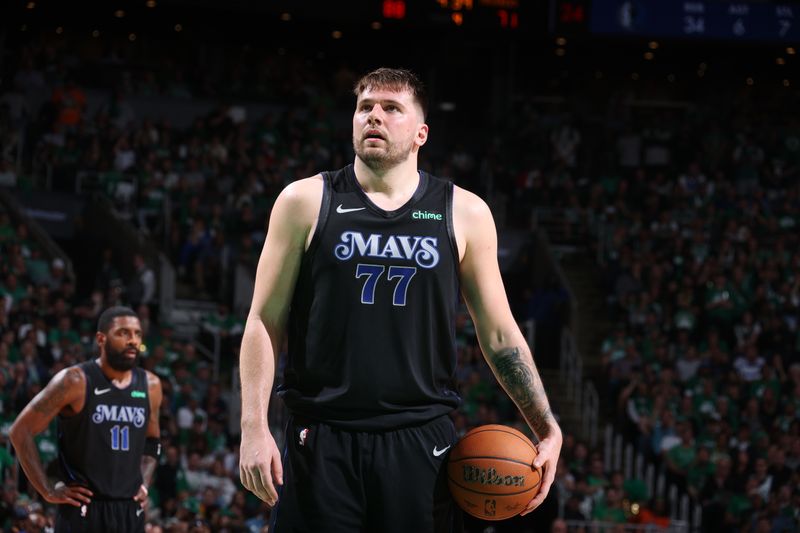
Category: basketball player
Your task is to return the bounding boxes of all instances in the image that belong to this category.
[239,68,562,532]
[10,306,162,532]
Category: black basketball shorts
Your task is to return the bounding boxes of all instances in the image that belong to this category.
[56,499,145,533]
[270,414,464,533]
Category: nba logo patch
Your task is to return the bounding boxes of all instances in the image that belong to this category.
[298,427,309,446]
[80,504,88,517]
[484,499,496,517]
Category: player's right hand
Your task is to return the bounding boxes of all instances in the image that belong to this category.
[240,428,283,507]
[47,481,93,507]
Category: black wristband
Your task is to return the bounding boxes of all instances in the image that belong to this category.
[144,437,161,458]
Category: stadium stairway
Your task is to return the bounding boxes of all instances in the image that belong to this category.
[538,367,584,438]
[559,250,614,377]
[519,250,613,444]
[169,298,219,339]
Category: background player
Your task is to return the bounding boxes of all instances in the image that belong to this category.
[239,68,562,532]
[9,306,163,532]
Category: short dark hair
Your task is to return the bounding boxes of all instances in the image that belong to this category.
[353,67,428,119]
[97,306,139,333]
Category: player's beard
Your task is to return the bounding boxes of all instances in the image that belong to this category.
[353,135,414,172]
[105,344,138,371]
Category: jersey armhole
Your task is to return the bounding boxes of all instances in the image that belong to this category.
[305,172,332,258]
[139,368,150,401]
[445,181,460,266]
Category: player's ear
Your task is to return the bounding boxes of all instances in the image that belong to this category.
[95,331,106,350]
[416,123,429,147]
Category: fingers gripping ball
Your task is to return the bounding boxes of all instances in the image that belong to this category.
[447,424,542,521]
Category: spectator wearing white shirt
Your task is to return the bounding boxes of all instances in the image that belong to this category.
[734,343,766,382]
[113,135,136,171]
[128,254,156,307]
[551,122,581,168]
[676,346,702,383]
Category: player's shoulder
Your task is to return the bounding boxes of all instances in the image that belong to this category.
[452,184,492,223]
[48,364,87,397]
[61,364,87,385]
[279,174,324,203]
[273,175,324,225]
[142,369,162,389]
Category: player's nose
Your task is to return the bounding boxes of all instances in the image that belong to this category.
[367,106,385,123]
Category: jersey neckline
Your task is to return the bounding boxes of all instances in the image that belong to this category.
[346,164,429,219]
[92,360,139,393]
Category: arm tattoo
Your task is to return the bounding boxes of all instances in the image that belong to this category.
[33,374,70,416]
[493,348,535,408]
[491,347,555,439]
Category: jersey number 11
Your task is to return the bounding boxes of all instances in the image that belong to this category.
[110,425,130,451]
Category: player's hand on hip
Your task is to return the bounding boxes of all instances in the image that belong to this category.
[240,428,283,506]
[520,429,562,516]
[47,481,93,507]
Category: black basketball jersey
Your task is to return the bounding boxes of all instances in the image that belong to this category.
[279,164,462,430]
[58,361,150,498]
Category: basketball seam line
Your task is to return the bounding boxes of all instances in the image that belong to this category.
[461,428,536,453]
[448,456,538,468]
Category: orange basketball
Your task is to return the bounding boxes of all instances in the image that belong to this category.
[447,424,542,521]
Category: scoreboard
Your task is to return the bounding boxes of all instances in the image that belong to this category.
[591,0,799,42]
[150,0,800,42]
[552,0,800,43]
[425,0,523,30]
[383,0,538,31]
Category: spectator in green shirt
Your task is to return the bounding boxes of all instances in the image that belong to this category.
[47,315,81,347]
[705,272,742,328]
[0,213,14,244]
[586,457,609,498]
[0,274,28,310]
[591,487,627,524]
[665,422,696,490]
[687,445,716,498]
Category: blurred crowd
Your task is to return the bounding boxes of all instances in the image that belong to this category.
[2,23,800,533]
[589,111,800,530]
[0,34,554,533]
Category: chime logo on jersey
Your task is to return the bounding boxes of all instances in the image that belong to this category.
[91,404,147,428]
[334,231,440,268]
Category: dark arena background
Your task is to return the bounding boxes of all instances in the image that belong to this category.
[1,0,799,531]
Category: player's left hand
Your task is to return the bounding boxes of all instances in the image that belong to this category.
[520,428,562,516]
[133,484,149,510]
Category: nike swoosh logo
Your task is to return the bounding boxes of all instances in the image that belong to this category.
[136,508,144,517]
[336,204,366,214]
[94,387,111,395]
[433,445,451,457]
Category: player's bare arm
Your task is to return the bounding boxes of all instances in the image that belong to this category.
[239,175,323,505]
[135,370,163,508]
[491,347,555,438]
[9,367,94,507]
[454,185,562,515]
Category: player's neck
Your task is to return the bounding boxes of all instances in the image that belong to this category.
[95,357,134,387]
[353,157,419,201]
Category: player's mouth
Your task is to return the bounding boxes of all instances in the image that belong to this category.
[125,348,138,356]
[364,129,386,141]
